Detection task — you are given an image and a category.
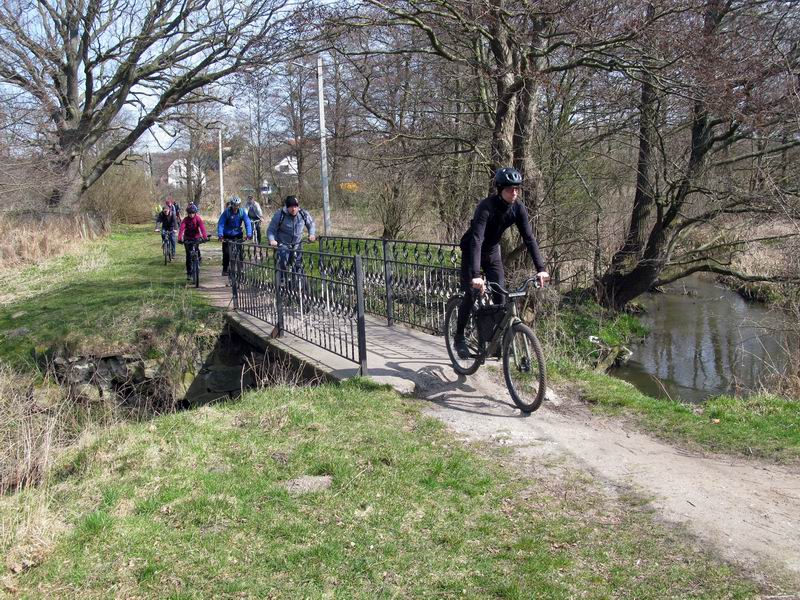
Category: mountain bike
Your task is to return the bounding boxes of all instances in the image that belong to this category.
[160,230,175,264]
[444,277,546,413]
[181,238,208,287]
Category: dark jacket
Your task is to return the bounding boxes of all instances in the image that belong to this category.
[156,211,179,231]
[460,195,545,278]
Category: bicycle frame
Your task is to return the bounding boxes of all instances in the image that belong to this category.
[473,277,539,362]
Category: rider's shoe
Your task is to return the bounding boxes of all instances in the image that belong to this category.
[454,336,470,360]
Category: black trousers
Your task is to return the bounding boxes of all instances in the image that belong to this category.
[456,244,505,337]
[253,221,262,245]
[222,235,243,272]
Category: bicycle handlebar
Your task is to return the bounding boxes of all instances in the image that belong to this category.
[485,276,542,297]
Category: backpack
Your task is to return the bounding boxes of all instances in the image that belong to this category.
[278,208,312,231]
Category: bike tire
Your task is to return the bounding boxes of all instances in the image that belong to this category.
[192,255,199,287]
[163,244,169,265]
[444,295,481,375]
[502,322,546,413]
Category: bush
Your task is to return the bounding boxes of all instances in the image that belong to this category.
[82,164,157,224]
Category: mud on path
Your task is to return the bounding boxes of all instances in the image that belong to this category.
[407,365,800,588]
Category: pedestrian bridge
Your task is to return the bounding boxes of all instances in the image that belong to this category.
[220,236,464,392]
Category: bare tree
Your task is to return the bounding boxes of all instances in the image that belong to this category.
[0,0,313,210]
[597,0,800,308]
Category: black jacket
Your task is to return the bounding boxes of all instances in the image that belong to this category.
[460,194,545,278]
[156,211,179,231]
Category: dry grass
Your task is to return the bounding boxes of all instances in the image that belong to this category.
[0,212,107,269]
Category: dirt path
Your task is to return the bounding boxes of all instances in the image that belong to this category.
[408,365,800,587]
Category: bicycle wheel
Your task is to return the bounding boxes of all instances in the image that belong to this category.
[502,322,546,413]
[444,295,481,375]
[192,253,200,287]
[163,242,169,265]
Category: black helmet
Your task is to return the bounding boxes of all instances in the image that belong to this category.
[187,203,198,214]
[494,167,523,189]
[284,195,299,207]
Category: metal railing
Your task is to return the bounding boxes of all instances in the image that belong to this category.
[319,236,461,334]
[229,242,368,375]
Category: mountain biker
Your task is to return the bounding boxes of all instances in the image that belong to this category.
[217,195,253,276]
[154,204,180,258]
[267,196,316,273]
[454,167,550,359]
[178,203,209,281]
[164,196,182,221]
[245,194,264,244]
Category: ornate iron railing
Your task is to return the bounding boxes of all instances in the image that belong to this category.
[229,242,368,374]
[319,236,461,334]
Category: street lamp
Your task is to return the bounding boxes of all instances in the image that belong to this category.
[316,56,331,235]
[218,128,225,215]
[289,57,332,235]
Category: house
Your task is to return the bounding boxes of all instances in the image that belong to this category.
[167,159,207,188]
[273,156,298,177]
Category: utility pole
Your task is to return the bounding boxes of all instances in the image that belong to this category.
[218,129,225,215]
[317,56,331,235]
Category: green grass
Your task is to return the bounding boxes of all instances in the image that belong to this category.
[0,225,219,369]
[1,381,757,598]
[558,365,800,462]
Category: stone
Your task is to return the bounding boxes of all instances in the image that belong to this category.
[206,366,247,393]
[11,311,26,319]
[283,475,333,495]
[66,361,94,384]
[72,383,102,403]
[5,327,30,338]
[369,375,416,396]
[544,387,561,407]
[142,359,160,380]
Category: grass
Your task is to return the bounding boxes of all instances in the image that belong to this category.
[0,225,219,370]
[1,381,758,598]
[556,365,800,463]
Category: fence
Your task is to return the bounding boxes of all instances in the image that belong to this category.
[319,236,461,334]
[230,242,368,375]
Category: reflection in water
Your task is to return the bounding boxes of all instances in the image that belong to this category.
[612,276,791,403]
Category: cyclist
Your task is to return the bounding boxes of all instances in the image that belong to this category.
[245,194,264,244]
[154,204,179,259]
[454,167,550,359]
[178,203,209,281]
[164,196,182,221]
[217,195,253,276]
[267,195,316,274]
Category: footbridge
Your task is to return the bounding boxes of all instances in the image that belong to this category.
[220,236,464,391]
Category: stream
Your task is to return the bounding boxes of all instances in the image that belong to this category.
[611,275,793,403]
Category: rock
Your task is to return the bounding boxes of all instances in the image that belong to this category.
[106,356,130,381]
[72,383,102,403]
[206,366,246,393]
[11,310,26,319]
[142,359,160,380]
[66,361,94,384]
[544,387,561,407]
[31,386,63,410]
[369,375,416,396]
[283,475,333,495]
[6,327,30,338]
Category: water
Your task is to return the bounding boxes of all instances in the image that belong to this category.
[611,276,792,403]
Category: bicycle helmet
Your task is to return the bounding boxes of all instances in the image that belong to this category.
[229,195,242,206]
[187,203,198,214]
[494,167,523,189]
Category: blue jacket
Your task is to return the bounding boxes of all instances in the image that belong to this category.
[217,207,253,238]
[267,208,315,246]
